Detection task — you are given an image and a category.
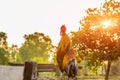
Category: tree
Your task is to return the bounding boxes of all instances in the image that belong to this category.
[8,45,22,63]
[19,32,53,63]
[71,0,120,80]
[0,32,8,49]
[0,48,9,65]
[0,32,9,65]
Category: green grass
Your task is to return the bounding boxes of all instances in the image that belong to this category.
[39,72,120,80]
[77,75,120,80]
[38,72,120,80]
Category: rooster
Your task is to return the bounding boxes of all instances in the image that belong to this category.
[56,25,78,79]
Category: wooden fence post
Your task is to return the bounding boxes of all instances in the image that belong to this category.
[23,61,37,80]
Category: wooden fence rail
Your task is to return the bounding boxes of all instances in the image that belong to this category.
[9,62,82,80]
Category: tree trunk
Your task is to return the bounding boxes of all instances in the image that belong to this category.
[83,57,87,76]
[105,60,111,80]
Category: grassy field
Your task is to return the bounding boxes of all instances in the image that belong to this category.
[79,76,120,80]
[38,72,120,80]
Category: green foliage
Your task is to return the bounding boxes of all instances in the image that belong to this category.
[8,45,22,64]
[31,57,47,64]
[0,48,9,65]
[0,32,8,49]
[0,32,9,65]
[16,53,23,63]
[19,32,53,63]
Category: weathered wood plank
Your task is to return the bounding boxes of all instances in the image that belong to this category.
[37,64,56,72]
[23,62,37,80]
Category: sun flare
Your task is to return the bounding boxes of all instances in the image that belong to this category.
[102,20,111,28]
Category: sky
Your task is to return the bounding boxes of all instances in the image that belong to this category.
[0,0,105,47]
